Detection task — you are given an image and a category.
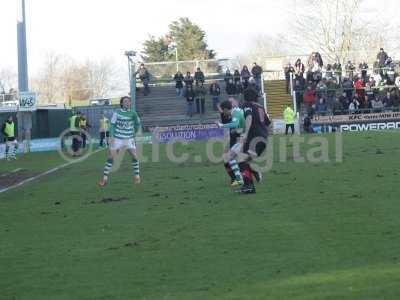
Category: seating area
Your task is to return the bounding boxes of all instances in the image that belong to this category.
[287,51,400,117]
[136,82,224,129]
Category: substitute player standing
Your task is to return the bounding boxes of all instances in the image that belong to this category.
[238,88,270,194]
[98,96,142,186]
[1,116,18,160]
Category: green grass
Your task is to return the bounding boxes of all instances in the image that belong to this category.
[1,132,400,300]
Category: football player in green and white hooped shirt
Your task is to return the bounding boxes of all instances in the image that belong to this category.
[98,96,142,187]
[217,97,246,187]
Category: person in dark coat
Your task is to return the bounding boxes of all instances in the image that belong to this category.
[184,72,194,88]
[241,65,251,89]
[194,67,205,85]
[174,71,184,96]
[209,81,221,111]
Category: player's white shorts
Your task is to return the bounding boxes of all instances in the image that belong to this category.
[6,139,18,148]
[110,138,136,151]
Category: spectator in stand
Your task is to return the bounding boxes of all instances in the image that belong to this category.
[294,75,305,111]
[303,86,316,115]
[184,72,194,88]
[303,114,314,133]
[345,61,356,81]
[382,91,395,110]
[333,62,342,85]
[365,79,375,102]
[325,64,333,79]
[354,77,365,99]
[137,64,151,96]
[316,78,328,99]
[174,71,184,96]
[371,96,384,112]
[226,78,236,96]
[241,65,251,89]
[224,69,233,85]
[332,96,344,115]
[284,63,295,94]
[326,78,337,107]
[377,48,389,70]
[209,81,221,111]
[251,62,263,92]
[349,97,360,114]
[185,85,195,117]
[194,67,205,85]
[294,59,305,79]
[342,77,354,102]
[234,80,243,95]
[233,69,241,84]
[393,90,400,108]
[363,95,371,113]
[339,91,350,109]
[195,83,207,115]
[359,62,369,82]
[315,97,327,115]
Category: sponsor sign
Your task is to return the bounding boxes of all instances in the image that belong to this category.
[340,122,400,132]
[152,124,224,143]
[19,92,37,111]
[312,112,400,125]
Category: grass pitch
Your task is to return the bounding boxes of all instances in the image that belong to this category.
[1,132,400,300]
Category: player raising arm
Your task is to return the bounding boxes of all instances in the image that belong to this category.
[98,96,142,187]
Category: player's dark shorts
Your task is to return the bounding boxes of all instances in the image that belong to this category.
[243,137,267,157]
[100,131,110,139]
[4,137,16,142]
[229,132,240,148]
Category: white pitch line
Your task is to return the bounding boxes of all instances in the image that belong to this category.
[0,149,103,194]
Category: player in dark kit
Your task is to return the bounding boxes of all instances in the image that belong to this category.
[237,88,270,194]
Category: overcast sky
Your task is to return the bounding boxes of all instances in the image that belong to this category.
[0,0,399,76]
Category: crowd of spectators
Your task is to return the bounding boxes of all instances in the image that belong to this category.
[174,63,263,117]
[284,49,400,117]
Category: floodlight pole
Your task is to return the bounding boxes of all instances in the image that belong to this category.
[17,0,32,152]
[126,53,137,111]
[17,0,29,92]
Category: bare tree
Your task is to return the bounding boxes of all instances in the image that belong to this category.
[0,68,17,94]
[292,0,367,63]
[32,54,124,104]
[236,34,291,67]
[32,52,64,103]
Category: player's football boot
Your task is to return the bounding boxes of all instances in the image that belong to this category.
[231,179,244,187]
[238,184,256,194]
[253,170,263,183]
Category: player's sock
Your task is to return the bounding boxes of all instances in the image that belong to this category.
[103,158,113,177]
[132,158,140,177]
[12,145,17,159]
[229,160,242,181]
[224,162,235,181]
[5,145,11,160]
[239,162,253,186]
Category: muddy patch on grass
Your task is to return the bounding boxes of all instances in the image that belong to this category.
[100,197,129,204]
[0,170,40,190]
